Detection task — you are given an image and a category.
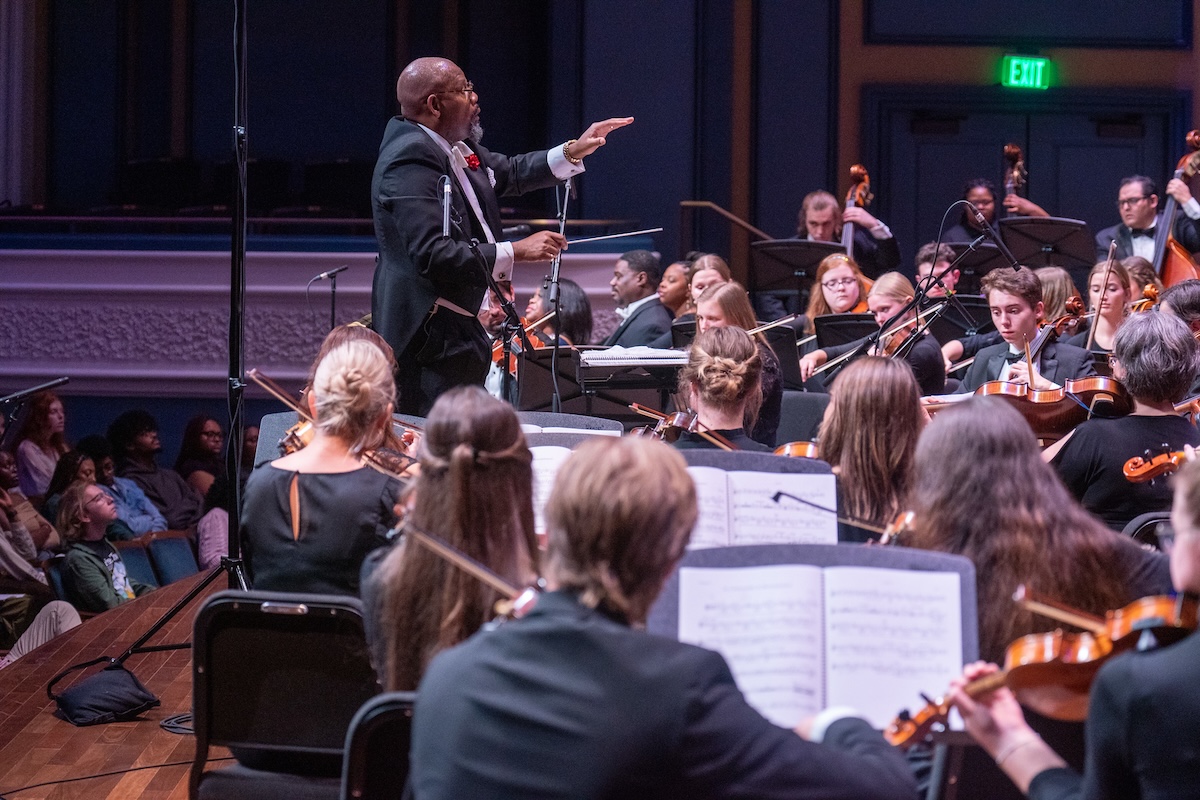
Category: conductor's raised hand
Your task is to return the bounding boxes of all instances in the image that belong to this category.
[513,230,568,263]
[570,117,635,160]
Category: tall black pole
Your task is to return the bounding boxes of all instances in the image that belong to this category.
[225,0,249,588]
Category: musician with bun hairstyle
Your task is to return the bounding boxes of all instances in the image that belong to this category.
[947,455,1200,800]
[241,340,401,595]
[409,436,918,800]
[674,326,770,451]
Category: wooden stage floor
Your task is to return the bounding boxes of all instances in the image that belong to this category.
[0,572,231,800]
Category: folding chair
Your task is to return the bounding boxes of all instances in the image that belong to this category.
[340,692,415,800]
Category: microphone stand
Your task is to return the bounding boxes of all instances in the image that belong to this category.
[546,177,572,413]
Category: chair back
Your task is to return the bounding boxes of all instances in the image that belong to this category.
[113,539,160,589]
[775,390,831,448]
[147,531,199,584]
[191,590,380,796]
[340,692,416,800]
[680,448,832,474]
[517,411,623,432]
[43,554,69,599]
[1123,511,1172,549]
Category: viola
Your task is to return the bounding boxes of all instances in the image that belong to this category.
[1152,131,1200,287]
[974,375,1132,443]
[628,403,739,451]
[842,164,872,261]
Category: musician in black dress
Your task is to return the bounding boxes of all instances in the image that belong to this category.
[673,327,771,452]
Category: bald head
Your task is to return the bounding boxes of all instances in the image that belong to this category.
[397,58,461,115]
[396,57,479,142]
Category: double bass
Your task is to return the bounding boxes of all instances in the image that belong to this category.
[1003,143,1027,217]
[842,164,872,261]
[1152,131,1200,287]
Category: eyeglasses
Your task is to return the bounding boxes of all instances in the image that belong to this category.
[822,277,858,290]
[1154,523,1191,555]
[1117,195,1151,209]
[201,430,223,439]
[434,81,475,99]
[85,493,113,508]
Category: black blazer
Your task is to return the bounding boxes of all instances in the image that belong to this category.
[410,590,918,800]
[370,118,559,358]
[1094,211,1200,262]
[959,340,1096,393]
[603,296,674,348]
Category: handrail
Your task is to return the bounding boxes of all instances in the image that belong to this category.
[679,201,772,243]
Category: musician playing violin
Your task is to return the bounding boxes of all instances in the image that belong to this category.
[957,267,1095,393]
[1051,312,1200,532]
[948,456,1200,800]
[673,327,771,452]
[1061,260,1132,354]
[800,272,945,395]
[523,277,594,347]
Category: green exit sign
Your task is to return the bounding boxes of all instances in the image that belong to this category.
[1001,55,1052,90]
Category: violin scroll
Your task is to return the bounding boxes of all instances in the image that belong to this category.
[1123,449,1189,483]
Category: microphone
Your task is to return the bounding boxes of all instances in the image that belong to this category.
[969,202,1021,270]
[314,265,349,280]
[440,175,451,238]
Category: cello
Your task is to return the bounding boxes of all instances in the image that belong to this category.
[842,164,872,261]
[1151,130,1200,287]
[1002,143,1027,218]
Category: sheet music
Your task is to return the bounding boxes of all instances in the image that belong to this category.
[727,472,837,545]
[685,466,733,548]
[579,346,688,365]
[822,567,962,728]
[530,445,572,534]
[678,565,826,727]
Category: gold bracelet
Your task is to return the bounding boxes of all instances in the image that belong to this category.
[563,139,582,165]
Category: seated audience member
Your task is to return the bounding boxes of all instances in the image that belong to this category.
[802,253,871,336]
[75,434,167,538]
[242,341,400,595]
[656,260,692,318]
[364,385,539,691]
[0,600,81,669]
[956,267,1095,393]
[241,424,261,475]
[942,178,1048,244]
[673,327,770,452]
[0,482,54,603]
[40,450,95,524]
[197,476,232,571]
[1062,259,1132,354]
[108,410,204,530]
[410,436,917,800]
[523,277,594,346]
[1051,312,1200,531]
[12,391,69,504]
[603,249,672,347]
[174,415,225,496]
[914,241,960,300]
[1121,255,1162,301]
[817,357,922,543]
[695,281,783,446]
[58,482,155,613]
[797,189,900,279]
[907,397,1170,666]
[801,272,946,395]
[948,456,1200,800]
[0,450,59,553]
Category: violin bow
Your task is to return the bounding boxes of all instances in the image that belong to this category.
[1012,585,1107,635]
[811,302,947,377]
[248,368,311,420]
[1085,241,1119,352]
[628,403,738,452]
[1022,334,1036,385]
[391,520,522,600]
[747,314,798,336]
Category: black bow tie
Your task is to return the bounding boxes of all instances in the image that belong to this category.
[1003,351,1026,363]
[1130,227,1155,238]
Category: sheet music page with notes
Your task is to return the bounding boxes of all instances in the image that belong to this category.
[530,445,572,534]
[685,468,838,548]
[822,567,962,728]
[678,565,826,728]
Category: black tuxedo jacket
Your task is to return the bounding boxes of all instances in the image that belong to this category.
[410,590,918,800]
[370,118,559,358]
[603,296,674,347]
[798,227,901,279]
[1094,211,1200,262]
[959,340,1096,393]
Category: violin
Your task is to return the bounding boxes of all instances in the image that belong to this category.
[492,311,556,375]
[843,164,872,261]
[974,375,1132,443]
[1130,283,1160,313]
[1152,130,1200,288]
[1124,449,1192,483]
[1015,584,1198,652]
[773,441,819,458]
[1003,143,1027,218]
[629,404,739,451]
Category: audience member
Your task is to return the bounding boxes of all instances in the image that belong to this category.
[242,341,400,595]
[674,326,769,451]
[0,601,81,669]
[12,391,69,503]
[107,410,204,530]
[603,249,672,347]
[40,450,95,525]
[75,434,167,538]
[410,436,917,800]
[364,385,538,691]
[58,481,155,613]
[174,415,225,496]
[0,450,59,553]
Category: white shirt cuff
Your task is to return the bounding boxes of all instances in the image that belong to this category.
[548,142,586,181]
[1184,197,1200,220]
[808,706,862,743]
[870,222,893,240]
[492,242,514,281]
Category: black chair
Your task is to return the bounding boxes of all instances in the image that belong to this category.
[340,692,416,800]
[1123,511,1172,549]
[190,590,381,800]
[774,390,832,448]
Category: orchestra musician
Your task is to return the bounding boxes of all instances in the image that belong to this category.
[523,277,594,347]
[1061,260,1133,354]
[1095,175,1200,262]
[1121,256,1163,299]
[914,241,960,300]
[408,436,918,800]
[800,272,946,395]
[956,267,1095,393]
[801,253,871,336]
[947,455,1200,800]
[1050,312,1200,532]
[796,190,900,279]
[673,326,771,452]
[941,178,1048,244]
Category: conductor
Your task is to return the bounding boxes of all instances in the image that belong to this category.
[371,56,632,414]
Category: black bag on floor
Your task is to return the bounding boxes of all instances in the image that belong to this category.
[47,655,161,726]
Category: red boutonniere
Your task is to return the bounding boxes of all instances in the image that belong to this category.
[465,153,481,171]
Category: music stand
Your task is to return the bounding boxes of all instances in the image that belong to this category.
[999,216,1096,293]
[749,239,843,300]
[669,317,696,349]
[762,325,807,391]
[519,347,668,423]
[949,242,1008,296]
[814,314,876,349]
[925,295,994,343]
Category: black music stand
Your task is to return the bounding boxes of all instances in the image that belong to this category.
[519,348,667,424]
[762,325,807,391]
[999,216,1096,293]
[814,313,876,349]
[669,317,697,349]
[924,295,994,343]
[948,242,1008,295]
[749,240,843,312]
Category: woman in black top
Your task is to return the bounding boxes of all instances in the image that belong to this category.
[1051,310,1200,531]
[241,339,401,595]
[174,414,225,497]
[673,326,771,452]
